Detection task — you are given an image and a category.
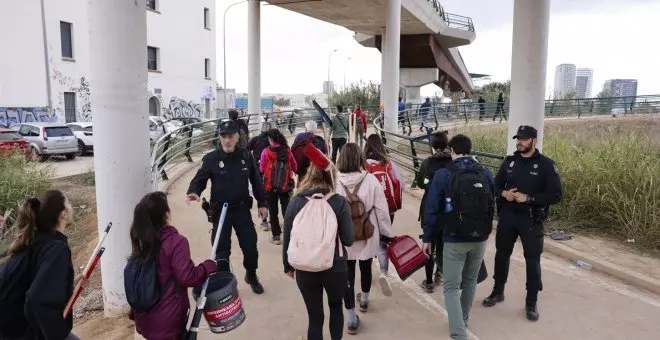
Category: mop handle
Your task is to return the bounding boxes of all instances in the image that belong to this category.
[196,202,229,306]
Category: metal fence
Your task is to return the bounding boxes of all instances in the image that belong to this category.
[151,94,660,190]
[427,0,475,32]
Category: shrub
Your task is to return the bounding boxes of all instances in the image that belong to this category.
[454,118,660,249]
[0,155,54,250]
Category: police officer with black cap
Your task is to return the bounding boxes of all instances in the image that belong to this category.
[482,125,562,321]
[186,120,268,294]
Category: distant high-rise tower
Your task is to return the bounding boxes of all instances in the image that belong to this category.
[553,63,577,99]
[576,68,594,99]
[323,81,335,94]
[604,79,638,97]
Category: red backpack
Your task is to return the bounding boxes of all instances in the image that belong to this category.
[365,161,402,212]
[263,147,294,193]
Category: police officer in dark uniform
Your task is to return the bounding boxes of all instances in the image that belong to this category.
[482,125,562,321]
[186,121,268,294]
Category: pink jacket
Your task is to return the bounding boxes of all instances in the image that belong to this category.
[335,171,393,260]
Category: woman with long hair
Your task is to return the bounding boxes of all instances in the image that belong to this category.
[363,134,405,295]
[129,192,217,340]
[283,145,354,340]
[0,190,79,340]
[335,143,394,335]
[259,128,298,245]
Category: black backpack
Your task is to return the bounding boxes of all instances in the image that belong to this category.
[0,250,33,336]
[268,147,292,193]
[445,165,494,239]
[124,255,176,312]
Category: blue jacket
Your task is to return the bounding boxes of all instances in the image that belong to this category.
[423,157,495,243]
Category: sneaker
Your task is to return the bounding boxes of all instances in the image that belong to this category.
[482,291,505,307]
[526,302,539,321]
[378,275,392,297]
[347,315,360,335]
[433,270,443,286]
[245,274,264,294]
[270,235,282,245]
[260,220,270,232]
[421,279,434,293]
[355,293,368,312]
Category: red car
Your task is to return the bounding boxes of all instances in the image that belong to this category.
[0,128,31,157]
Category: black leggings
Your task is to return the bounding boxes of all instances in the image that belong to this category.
[296,270,347,340]
[344,259,373,309]
[424,231,444,283]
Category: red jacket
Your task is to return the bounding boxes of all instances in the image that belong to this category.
[352,109,367,133]
[131,226,217,340]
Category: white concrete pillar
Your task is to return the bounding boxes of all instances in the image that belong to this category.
[507,0,550,154]
[88,0,150,315]
[247,0,261,117]
[406,86,422,105]
[382,0,401,133]
[379,28,387,107]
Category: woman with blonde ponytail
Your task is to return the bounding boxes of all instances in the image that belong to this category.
[0,190,80,340]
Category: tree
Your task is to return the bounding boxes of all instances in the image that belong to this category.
[273,97,291,107]
[328,80,381,109]
[479,81,511,102]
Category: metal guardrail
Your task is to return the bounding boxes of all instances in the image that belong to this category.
[151,94,660,190]
[428,0,475,32]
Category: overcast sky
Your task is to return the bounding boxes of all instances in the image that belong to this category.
[218,0,660,96]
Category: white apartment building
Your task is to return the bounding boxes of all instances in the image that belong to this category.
[576,68,594,99]
[0,0,216,126]
[553,63,577,99]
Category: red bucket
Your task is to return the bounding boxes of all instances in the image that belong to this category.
[192,272,246,333]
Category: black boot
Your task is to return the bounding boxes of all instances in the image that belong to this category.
[482,290,505,307]
[525,301,539,321]
[245,272,264,294]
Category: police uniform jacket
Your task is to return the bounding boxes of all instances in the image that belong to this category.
[494,149,562,212]
[187,147,267,208]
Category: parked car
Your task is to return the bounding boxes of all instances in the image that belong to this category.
[67,122,94,155]
[12,122,78,160]
[0,128,30,157]
[166,119,204,138]
[149,116,168,144]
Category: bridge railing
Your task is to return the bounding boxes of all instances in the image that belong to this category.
[427,0,475,32]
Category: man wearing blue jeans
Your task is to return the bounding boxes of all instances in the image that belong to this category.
[423,134,495,340]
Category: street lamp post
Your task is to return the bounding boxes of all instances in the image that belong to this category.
[223,0,247,110]
[326,48,338,101]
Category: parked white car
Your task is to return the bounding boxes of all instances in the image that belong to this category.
[67,122,93,155]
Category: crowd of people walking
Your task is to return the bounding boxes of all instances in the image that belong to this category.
[0,105,561,340]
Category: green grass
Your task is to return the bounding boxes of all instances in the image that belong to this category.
[0,155,54,252]
[453,118,660,249]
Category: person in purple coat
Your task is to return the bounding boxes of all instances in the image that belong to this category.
[128,192,217,340]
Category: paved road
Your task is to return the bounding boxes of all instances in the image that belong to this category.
[152,167,660,340]
[42,154,95,179]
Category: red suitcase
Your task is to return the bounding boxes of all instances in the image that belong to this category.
[387,235,428,281]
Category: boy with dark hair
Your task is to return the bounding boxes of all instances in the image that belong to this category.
[415,131,452,292]
[423,134,495,340]
[227,109,250,148]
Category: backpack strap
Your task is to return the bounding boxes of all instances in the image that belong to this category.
[351,174,369,196]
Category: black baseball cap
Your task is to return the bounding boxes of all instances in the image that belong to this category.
[218,121,239,135]
[512,125,538,140]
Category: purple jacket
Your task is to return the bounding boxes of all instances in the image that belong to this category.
[131,225,217,340]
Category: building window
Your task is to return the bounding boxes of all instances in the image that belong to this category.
[204,8,210,29]
[147,0,157,11]
[204,58,210,78]
[60,21,73,59]
[147,46,159,71]
[64,92,77,123]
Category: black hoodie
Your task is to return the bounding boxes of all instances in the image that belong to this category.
[416,151,453,222]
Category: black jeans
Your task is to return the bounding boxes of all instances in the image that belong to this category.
[266,191,290,237]
[211,206,258,274]
[296,270,347,340]
[344,259,373,309]
[493,209,544,302]
[424,229,444,283]
[331,138,347,163]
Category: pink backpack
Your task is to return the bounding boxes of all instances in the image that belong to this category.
[287,193,342,272]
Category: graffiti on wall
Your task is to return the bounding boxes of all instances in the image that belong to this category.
[51,70,93,122]
[163,97,202,119]
[0,107,56,128]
